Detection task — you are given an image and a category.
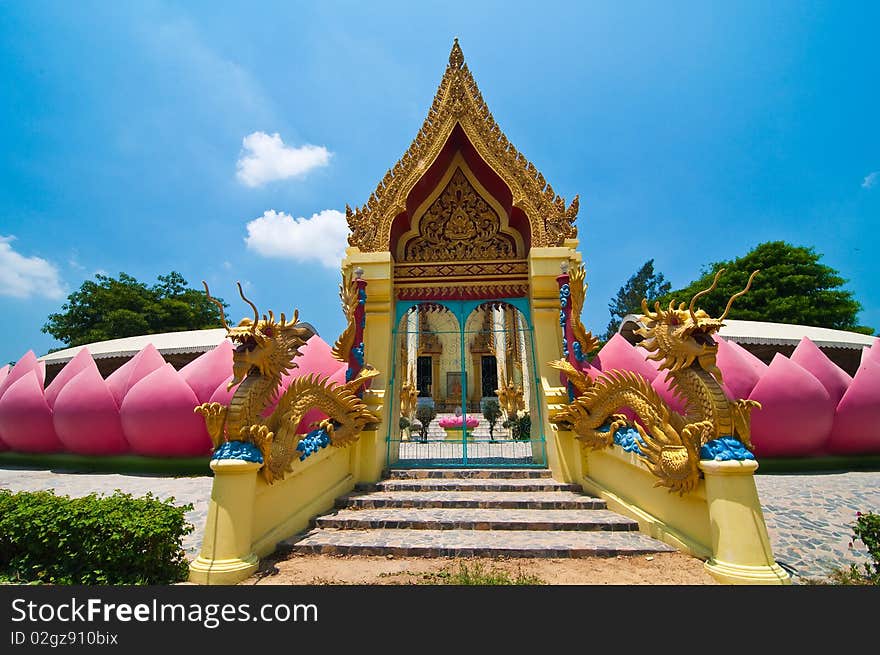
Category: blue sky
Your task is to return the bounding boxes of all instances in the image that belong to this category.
[1,1,878,365]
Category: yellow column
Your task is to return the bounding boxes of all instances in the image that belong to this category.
[528,245,582,482]
[699,459,791,584]
[188,459,261,585]
[342,247,393,482]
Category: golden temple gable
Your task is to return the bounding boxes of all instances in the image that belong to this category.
[345,39,579,257]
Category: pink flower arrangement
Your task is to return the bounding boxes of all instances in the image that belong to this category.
[438,415,479,429]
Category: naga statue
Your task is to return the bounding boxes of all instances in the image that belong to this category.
[195,279,379,484]
[550,267,760,495]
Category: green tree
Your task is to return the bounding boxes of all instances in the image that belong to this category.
[654,242,873,334]
[42,272,228,347]
[603,259,671,340]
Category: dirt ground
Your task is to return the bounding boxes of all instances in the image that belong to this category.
[243,551,718,585]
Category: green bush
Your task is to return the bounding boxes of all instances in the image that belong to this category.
[0,489,194,585]
[482,399,501,441]
[851,511,880,583]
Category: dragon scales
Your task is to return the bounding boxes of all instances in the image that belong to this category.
[551,266,760,494]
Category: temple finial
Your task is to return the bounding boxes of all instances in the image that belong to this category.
[449,37,464,69]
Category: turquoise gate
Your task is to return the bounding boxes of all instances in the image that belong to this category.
[385,298,547,468]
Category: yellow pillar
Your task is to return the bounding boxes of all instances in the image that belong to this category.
[342,247,393,482]
[528,245,582,482]
[189,459,261,585]
[699,459,790,584]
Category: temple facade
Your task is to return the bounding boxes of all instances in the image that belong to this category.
[342,39,580,470]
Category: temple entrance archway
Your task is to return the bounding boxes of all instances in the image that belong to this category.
[387,298,546,468]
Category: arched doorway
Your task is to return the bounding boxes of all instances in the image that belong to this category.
[387,298,546,468]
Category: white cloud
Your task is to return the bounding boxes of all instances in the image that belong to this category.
[236,132,331,187]
[0,236,65,300]
[244,209,348,269]
[862,171,879,189]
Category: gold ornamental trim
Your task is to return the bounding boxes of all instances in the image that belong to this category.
[346,39,578,253]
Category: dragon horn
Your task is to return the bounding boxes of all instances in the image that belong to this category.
[720,270,759,320]
[689,268,725,323]
[280,312,286,326]
[202,281,229,330]
[268,310,275,323]
[237,282,259,334]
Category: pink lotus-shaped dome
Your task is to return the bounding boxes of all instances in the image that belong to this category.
[790,337,852,407]
[120,363,212,457]
[438,415,479,429]
[0,351,44,401]
[179,340,234,404]
[0,369,62,453]
[748,354,833,457]
[106,344,166,408]
[715,337,762,400]
[44,349,97,409]
[54,365,128,455]
[827,358,880,455]
[593,334,659,382]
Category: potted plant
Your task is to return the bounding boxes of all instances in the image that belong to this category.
[482,398,502,442]
[414,405,437,442]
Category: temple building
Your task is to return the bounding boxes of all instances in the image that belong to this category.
[341,39,581,468]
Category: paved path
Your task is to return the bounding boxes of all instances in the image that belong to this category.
[1,466,877,583]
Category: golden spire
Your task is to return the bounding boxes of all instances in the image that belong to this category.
[346,38,579,252]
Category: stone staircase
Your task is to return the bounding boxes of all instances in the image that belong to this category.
[286,469,675,558]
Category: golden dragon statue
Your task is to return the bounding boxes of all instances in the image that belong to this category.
[195,279,379,483]
[550,266,760,494]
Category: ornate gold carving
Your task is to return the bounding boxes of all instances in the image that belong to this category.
[395,260,527,280]
[346,39,578,252]
[550,271,761,495]
[396,283,529,300]
[403,168,516,262]
[568,263,600,355]
[331,268,357,363]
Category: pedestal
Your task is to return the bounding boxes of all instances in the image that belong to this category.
[443,428,473,442]
[699,459,791,585]
[189,459,261,585]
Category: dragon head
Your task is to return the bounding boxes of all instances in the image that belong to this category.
[203,282,316,391]
[635,269,758,380]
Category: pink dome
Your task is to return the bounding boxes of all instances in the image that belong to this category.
[827,358,880,455]
[863,338,880,364]
[593,334,659,382]
[723,340,768,377]
[0,365,8,449]
[790,337,852,407]
[0,351,43,401]
[179,340,234,403]
[715,337,761,400]
[106,344,166,408]
[120,364,212,457]
[748,354,833,457]
[651,374,688,416]
[0,369,62,453]
[44,349,98,409]
[53,365,128,455]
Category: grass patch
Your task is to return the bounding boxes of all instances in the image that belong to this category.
[421,561,545,585]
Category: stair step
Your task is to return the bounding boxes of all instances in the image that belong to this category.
[363,478,581,493]
[387,468,551,480]
[288,528,675,558]
[315,508,638,531]
[337,490,606,510]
